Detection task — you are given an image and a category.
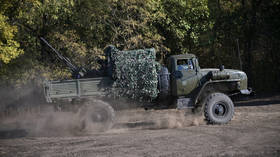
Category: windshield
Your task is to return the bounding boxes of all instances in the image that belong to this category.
[177,59,194,71]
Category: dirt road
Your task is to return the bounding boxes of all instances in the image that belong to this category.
[0,95,280,157]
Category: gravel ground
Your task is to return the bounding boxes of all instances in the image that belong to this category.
[0,95,280,157]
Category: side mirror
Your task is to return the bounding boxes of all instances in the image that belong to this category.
[192,58,200,72]
[219,65,224,71]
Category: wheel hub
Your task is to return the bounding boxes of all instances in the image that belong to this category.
[213,103,227,117]
[90,109,109,122]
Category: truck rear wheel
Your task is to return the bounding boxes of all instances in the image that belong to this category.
[79,100,115,132]
[204,93,234,124]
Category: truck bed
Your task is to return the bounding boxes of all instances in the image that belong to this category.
[44,77,113,103]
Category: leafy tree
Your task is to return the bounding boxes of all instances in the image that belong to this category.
[0,0,23,65]
[0,0,279,93]
[0,14,23,64]
[105,0,168,57]
[206,0,280,91]
[153,0,211,54]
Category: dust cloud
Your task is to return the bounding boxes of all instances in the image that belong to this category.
[0,84,206,138]
[1,106,206,138]
[0,106,85,137]
[0,83,85,138]
[110,109,206,133]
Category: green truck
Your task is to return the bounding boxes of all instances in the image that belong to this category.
[42,38,252,131]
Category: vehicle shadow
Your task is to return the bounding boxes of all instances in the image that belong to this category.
[0,129,28,139]
[115,121,155,129]
[235,100,280,107]
[234,94,280,107]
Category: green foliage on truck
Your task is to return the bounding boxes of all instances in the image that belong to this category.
[108,46,160,101]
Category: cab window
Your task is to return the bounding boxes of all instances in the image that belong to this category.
[177,59,194,71]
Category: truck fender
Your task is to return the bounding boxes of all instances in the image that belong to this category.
[194,79,240,105]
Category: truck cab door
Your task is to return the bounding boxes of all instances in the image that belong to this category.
[171,58,199,96]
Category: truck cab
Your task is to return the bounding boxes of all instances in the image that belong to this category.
[164,54,251,108]
[168,54,201,97]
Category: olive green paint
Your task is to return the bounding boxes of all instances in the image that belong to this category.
[44,51,250,104]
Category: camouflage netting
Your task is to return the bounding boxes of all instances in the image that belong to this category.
[108,46,160,101]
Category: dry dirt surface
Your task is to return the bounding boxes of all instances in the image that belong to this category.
[0,94,280,157]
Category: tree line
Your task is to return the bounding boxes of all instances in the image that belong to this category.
[0,0,279,92]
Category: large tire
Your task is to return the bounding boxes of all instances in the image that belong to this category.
[204,93,234,124]
[79,100,115,132]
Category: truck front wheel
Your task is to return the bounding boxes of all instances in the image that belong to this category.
[204,93,234,124]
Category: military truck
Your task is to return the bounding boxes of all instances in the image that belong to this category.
[42,38,252,131]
